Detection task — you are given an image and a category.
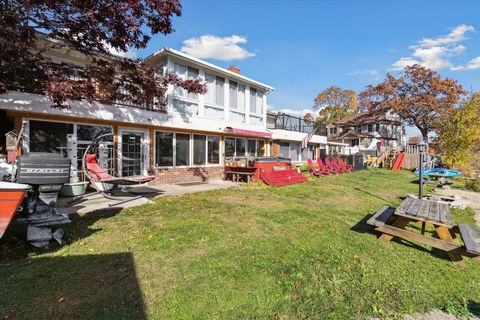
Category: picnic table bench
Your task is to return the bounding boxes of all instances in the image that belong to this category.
[224,170,255,183]
[368,196,480,266]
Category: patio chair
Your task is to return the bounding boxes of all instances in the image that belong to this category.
[325,158,340,174]
[69,130,156,207]
[339,158,353,173]
[307,159,323,176]
[316,158,331,175]
[331,158,346,173]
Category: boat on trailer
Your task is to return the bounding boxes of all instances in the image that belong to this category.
[0,181,30,239]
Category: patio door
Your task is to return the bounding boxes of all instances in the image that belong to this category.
[119,129,149,177]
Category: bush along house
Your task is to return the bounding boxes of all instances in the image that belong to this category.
[0,44,274,183]
[326,111,405,155]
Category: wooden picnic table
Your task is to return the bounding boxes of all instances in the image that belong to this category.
[372,196,466,265]
[224,170,254,183]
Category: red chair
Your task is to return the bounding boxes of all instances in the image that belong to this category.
[307,159,324,176]
[325,158,340,174]
[331,158,346,173]
[316,158,331,175]
[339,158,353,173]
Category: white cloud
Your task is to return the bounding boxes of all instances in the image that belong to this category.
[391,57,421,71]
[181,35,255,61]
[462,56,480,70]
[391,24,475,71]
[347,69,380,80]
[411,46,452,70]
[418,24,475,47]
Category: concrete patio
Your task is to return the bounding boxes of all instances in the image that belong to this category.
[57,179,238,215]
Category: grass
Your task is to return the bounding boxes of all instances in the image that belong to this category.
[1,169,479,319]
[451,177,480,193]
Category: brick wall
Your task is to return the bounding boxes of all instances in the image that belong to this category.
[271,142,280,157]
[150,166,224,184]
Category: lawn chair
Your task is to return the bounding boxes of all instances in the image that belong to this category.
[316,158,331,175]
[339,158,353,173]
[331,158,346,173]
[69,130,156,207]
[325,158,340,174]
[307,159,323,176]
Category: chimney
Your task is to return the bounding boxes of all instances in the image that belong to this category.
[228,65,240,74]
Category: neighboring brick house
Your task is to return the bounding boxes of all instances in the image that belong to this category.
[326,111,404,153]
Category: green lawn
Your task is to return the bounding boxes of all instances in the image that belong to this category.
[1,169,479,319]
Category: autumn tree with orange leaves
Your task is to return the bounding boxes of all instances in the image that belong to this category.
[360,65,465,151]
[313,86,358,125]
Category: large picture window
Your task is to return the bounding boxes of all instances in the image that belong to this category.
[175,133,190,166]
[207,136,220,164]
[225,137,235,157]
[29,120,73,155]
[155,132,174,166]
[155,132,220,167]
[193,135,206,165]
[235,138,246,157]
[225,137,265,157]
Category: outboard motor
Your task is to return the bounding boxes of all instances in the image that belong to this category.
[15,152,71,247]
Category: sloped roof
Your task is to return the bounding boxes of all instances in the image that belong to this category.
[333,112,383,125]
[329,131,374,141]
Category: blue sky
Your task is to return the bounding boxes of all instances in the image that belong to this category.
[136,0,480,120]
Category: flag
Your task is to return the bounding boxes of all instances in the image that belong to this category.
[302,131,314,149]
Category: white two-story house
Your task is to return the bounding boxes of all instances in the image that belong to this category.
[0,45,273,183]
[326,111,404,154]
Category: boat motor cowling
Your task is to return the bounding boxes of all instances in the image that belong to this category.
[15,152,71,247]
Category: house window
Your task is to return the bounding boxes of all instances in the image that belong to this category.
[289,143,300,161]
[174,63,199,101]
[155,132,174,167]
[175,133,190,166]
[77,124,113,142]
[235,138,246,156]
[249,88,263,115]
[204,73,225,119]
[229,81,246,123]
[376,123,380,132]
[225,137,264,157]
[280,142,289,158]
[258,141,265,156]
[329,127,338,135]
[368,124,373,132]
[224,137,235,158]
[250,88,257,113]
[193,135,206,165]
[351,139,359,147]
[207,136,220,164]
[29,120,73,156]
[356,126,361,133]
[308,144,317,160]
[247,139,257,156]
